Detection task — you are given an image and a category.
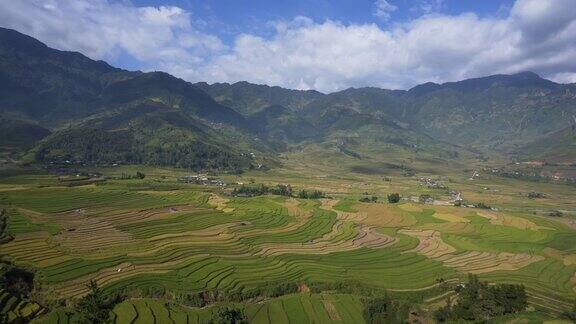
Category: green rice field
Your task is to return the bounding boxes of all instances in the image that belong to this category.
[1,161,575,323]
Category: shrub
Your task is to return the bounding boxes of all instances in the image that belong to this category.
[473,202,491,209]
[548,210,563,217]
[418,194,433,204]
[527,191,545,199]
[387,193,400,203]
[75,280,120,324]
[434,274,527,322]
[213,307,247,324]
[363,295,411,324]
[298,189,325,199]
[359,196,378,203]
[0,209,14,243]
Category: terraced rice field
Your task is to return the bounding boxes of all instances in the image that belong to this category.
[38,293,363,324]
[1,171,575,322]
[0,289,44,322]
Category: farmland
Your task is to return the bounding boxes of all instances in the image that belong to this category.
[0,159,575,323]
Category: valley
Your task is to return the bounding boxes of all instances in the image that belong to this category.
[0,26,575,323]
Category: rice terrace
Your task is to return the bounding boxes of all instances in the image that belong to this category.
[2,0,576,323]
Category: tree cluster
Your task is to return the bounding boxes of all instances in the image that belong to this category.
[387,193,401,203]
[35,128,251,172]
[0,261,34,298]
[527,191,545,199]
[359,195,378,203]
[232,184,293,197]
[232,184,325,199]
[363,295,411,324]
[0,209,14,244]
[75,280,122,324]
[297,189,325,199]
[212,307,248,324]
[434,274,527,322]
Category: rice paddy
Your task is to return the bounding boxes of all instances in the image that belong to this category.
[1,164,575,322]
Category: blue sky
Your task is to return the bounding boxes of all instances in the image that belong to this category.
[130,0,514,43]
[1,0,575,92]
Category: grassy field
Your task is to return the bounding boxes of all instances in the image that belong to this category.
[1,152,575,322]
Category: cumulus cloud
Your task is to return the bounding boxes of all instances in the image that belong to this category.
[1,0,576,92]
[196,0,576,91]
[374,0,398,21]
[0,0,225,67]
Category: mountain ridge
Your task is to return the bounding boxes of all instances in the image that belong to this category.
[1,26,575,169]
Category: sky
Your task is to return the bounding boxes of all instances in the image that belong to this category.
[1,0,575,92]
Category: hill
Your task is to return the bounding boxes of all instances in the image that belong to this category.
[1,27,575,170]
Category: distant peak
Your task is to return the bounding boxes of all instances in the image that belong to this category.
[512,71,541,78]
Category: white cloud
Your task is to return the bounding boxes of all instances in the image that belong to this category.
[414,0,445,14]
[0,0,225,67]
[1,0,576,92]
[374,0,398,21]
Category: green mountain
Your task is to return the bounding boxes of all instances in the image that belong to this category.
[1,27,575,171]
[195,81,322,115]
[0,27,264,171]
[515,125,576,163]
[31,102,253,171]
[198,72,576,162]
[0,116,50,150]
[404,72,576,152]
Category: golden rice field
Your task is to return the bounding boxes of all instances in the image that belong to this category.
[0,165,575,323]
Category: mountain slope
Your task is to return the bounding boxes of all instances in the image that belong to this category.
[0,27,249,130]
[0,27,135,125]
[31,101,253,171]
[515,125,576,163]
[405,72,576,151]
[1,27,575,170]
[195,81,323,115]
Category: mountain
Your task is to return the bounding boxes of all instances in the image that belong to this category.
[0,27,135,125]
[195,81,323,115]
[198,72,576,159]
[404,72,576,151]
[0,116,50,150]
[0,27,263,171]
[0,27,248,129]
[1,27,575,171]
[30,101,253,171]
[515,125,576,163]
[247,105,318,143]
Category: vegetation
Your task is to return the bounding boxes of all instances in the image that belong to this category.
[363,295,410,324]
[297,189,325,199]
[562,305,576,322]
[1,27,576,324]
[0,209,14,243]
[212,307,248,324]
[0,262,34,298]
[75,281,120,324]
[527,191,545,199]
[387,193,400,203]
[473,202,492,209]
[434,274,527,322]
[232,184,293,197]
[549,210,564,217]
[359,195,378,203]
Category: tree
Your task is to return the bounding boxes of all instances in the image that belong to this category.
[212,307,247,324]
[437,274,527,322]
[387,193,400,204]
[75,281,111,324]
[562,303,576,321]
[363,295,410,323]
[0,209,14,243]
